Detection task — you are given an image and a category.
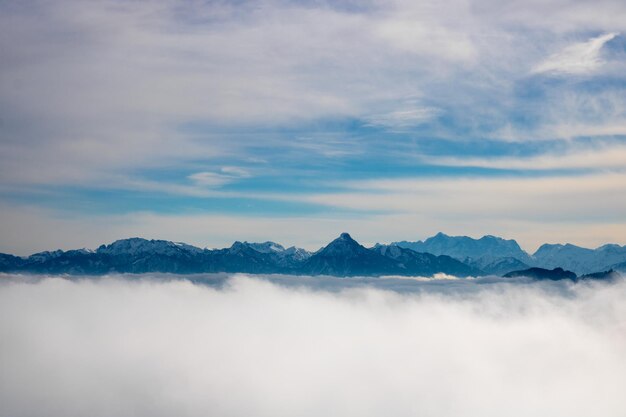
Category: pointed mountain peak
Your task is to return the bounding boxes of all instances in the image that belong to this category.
[426,232,452,242]
[318,233,366,257]
[228,241,259,254]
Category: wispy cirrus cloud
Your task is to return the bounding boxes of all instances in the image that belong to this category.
[365,104,442,130]
[532,32,618,75]
[421,142,626,170]
[1,0,624,188]
[302,173,626,231]
[188,167,251,188]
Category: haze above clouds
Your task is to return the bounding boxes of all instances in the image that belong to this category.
[1,274,626,417]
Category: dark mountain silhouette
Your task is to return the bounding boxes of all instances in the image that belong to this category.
[299,233,399,276]
[503,267,577,281]
[0,253,24,270]
[579,269,622,281]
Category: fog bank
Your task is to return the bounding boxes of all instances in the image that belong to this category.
[1,274,625,417]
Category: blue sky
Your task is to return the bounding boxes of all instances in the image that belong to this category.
[1,0,626,254]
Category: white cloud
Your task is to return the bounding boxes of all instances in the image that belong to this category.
[305,172,626,216]
[188,172,233,187]
[423,142,626,170]
[1,0,625,186]
[188,167,251,188]
[374,17,476,61]
[532,32,618,75]
[0,0,479,186]
[220,166,251,177]
[1,275,626,417]
[365,105,442,129]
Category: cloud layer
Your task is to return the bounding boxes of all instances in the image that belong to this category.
[1,274,626,417]
[2,0,626,185]
[1,0,626,252]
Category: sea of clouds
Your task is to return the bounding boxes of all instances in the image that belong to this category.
[1,273,626,417]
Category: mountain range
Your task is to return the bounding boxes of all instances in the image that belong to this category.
[1,232,625,278]
[393,232,626,275]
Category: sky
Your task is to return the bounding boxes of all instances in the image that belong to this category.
[2,274,626,416]
[1,0,626,255]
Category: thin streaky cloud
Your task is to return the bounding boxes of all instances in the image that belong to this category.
[532,32,619,75]
[420,143,626,170]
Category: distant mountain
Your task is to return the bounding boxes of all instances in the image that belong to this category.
[282,246,312,261]
[0,234,478,278]
[467,257,530,276]
[239,242,312,265]
[393,233,533,270]
[504,267,577,281]
[504,266,622,282]
[393,233,626,276]
[613,260,626,273]
[392,232,534,275]
[97,238,203,256]
[244,241,285,253]
[1,233,625,278]
[0,253,23,270]
[297,234,478,277]
[214,241,310,272]
[579,269,622,281]
[532,243,626,275]
[300,233,398,276]
[0,238,310,275]
[22,239,207,274]
[372,244,479,277]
